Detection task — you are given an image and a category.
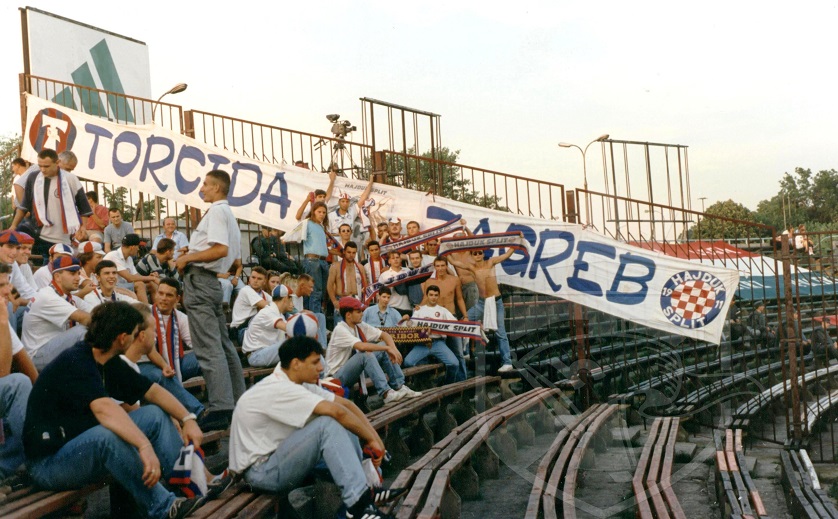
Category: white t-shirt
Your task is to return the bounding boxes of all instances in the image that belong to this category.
[32,265,53,289]
[10,261,36,300]
[22,285,90,354]
[243,304,286,353]
[231,286,268,328]
[13,166,37,205]
[9,321,23,355]
[378,268,411,311]
[188,200,240,274]
[139,309,192,364]
[412,304,456,339]
[82,288,135,309]
[326,321,382,376]
[329,206,359,235]
[291,294,304,313]
[364,258,388,285]
[103,248,138,278]
[17,261,36,288]
[228,369,334,472]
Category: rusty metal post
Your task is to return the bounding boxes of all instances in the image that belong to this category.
[782,235,802,443]
[181,110,201,230]
[373,151,388,185]
[566,191,591,408]
[19,73,29,135]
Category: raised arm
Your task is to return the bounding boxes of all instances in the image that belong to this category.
[323,169,337,202]
[357,176,375,210]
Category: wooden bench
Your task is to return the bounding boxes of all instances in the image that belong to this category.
[526,403,621,519]
[633,417,686,518]
[714,429,770,519]
[362,363,445,393]
[184,367,274,393]
[0,482,106,519]
[779,448,838,519]
[802,388,838,439]
[190,481,278,519]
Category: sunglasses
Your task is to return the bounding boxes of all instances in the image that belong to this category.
[471,251,483,256]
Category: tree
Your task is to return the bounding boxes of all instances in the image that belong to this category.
[688,200,757,240]
[754,167,838,230]
[372,147,507,211]
[102,186,158,223]
[0,135,23,227]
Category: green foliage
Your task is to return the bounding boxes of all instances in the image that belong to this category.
[102,186,158,223]
[372,146,507,212]
[0,135,23,228]
[689,200,757,239]
[754,167,838,231]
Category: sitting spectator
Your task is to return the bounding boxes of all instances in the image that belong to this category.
[242,285,295,368]
[230,266,270,343]
[422,256,469,363]
[747,302,778,349]
[103,233,159,304]
[727,296,746,343]
[152,217,189,260]
[137,237,178,280]
[290,273,328,351]
[0,263,37,480]
[83,260,137,308]
[379,251,412,316]
[251,226,300,275]
[0,230,37,303]
[228,335,406,519]
[148,278,202,382]
[327,241,368,324]
[326,297,413,405]
[23,256,91,371]
[15,238,36,289]
[810,316,838,362]
[103,207,135,253]
[362,287,410,328]
[364,240,388,286]
[266,270,282,293]
[23,302,206,519]
[406,285,462,383]
[75,241,106,300]
[84,191,109,244]
[218,259,243,308]
[32,243,74,289]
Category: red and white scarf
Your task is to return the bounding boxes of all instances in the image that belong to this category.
[33,171,81,234]
[438,232,529,257]
[367,256,387,284]
[379,217,464,255]
[51,280,76,328]
[153,306,184,382]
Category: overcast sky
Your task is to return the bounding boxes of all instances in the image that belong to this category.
[2,1,837,213]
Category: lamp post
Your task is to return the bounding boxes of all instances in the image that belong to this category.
[559,134,609,225]
[151,82,188,122]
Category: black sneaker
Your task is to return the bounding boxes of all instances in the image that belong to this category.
[346,491,395,519]
[197,411,230,431]
[206,472,236,500]
[167,496,205,519]
[371,486,408,505]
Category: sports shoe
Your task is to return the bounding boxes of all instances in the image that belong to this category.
[346,491,396,519]
[382,389,406,404]
[206,471,236,500]
[371,486,408,505]
[397,385,422,398]
[498,364,515,373]
[167,496,205,519]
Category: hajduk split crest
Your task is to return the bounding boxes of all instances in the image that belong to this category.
[660,270,727,329]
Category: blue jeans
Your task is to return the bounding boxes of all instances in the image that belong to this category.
[404,339,460,383]
[244,416,367,508]
[0,373,32,478]
[28,406,182,519]
[247,344,280,368]
[446,337,468,382]
[303,258,329,313]
[374,351,405,389]
[30,326,88,371]
[333,352,391,396]
[180,351,202,380]
[138,363,205,417]
[219,277,242,305]
[313,312,328,351]
[468,297,511,366]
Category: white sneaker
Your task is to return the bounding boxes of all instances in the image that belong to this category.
[397,385,423,398]
[498,364,515,373]
[383,389,406,404]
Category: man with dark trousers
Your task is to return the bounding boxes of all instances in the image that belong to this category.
[175,170,245,431]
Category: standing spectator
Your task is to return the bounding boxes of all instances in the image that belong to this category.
[103,233,159,304]
[385,217,405,244]
[10,149,92,262]
[23,302,206,519]
[103,207,136,253]
[84,191,109,244]
[175,170,245,431]
[302,201,330,314]
[406,221,421,237]
[407,285,463,382]
[364,240,388,286]
[152,217,189,260]
[242,285,295,368]
[328,178,374,236]
[379,251,412,316]
[294,170,336,221]
[228,336,405,519]
[376,222,389,242]
[327,242,368,323]
[23,256,92,370]
[10,158,30,205]
[230,267,269,343]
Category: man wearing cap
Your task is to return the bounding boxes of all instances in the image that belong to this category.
[326,241,368,324]
[384,217,405,244]
[31,243,74,290]
[242,285,295,368]
[22,256,92,371]
[326,297,412,405]
[75,241,106,299]
[152,218,189,260]
[0,230,38,304]
[104,233,159,304]
[103,208,136,253]
[328,178,374,236]
[175,170,245,431]
[10,149,92,262]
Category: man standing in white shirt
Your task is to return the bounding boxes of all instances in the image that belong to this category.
[242,285,295,368]
[23,256,92,370]
[175,170,245,431]
[230,266,269,343]
[406,285,461,383]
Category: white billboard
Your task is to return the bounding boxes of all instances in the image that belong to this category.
[20,6,151,122]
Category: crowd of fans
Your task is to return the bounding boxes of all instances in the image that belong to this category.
[0,149,517,519]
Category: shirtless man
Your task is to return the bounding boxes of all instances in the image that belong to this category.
[450,245,517,372]
[326,242,368,323]
[422,257,468,318]
[449,228,478,311]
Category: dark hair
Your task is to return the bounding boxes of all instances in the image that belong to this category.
[267,270,281,279]
[388,250,401,258]
[156,238,176,254]
[108,206,121,214]
[85,301,144,352]
[340,305,355,320]
[159,277,182,295]
[367,240,380,249]
[407,249,422,257]
[86,191,99,203]
[0,263,11,275]
[308,201,329,226]
[378,286,392,296]
[407,220,420,228]
[344,241,358,251]
[433,255,448,265]
[37,149,58,162]
[78,251,96,266]
[425,284,440,295]
[377,222,388,228]
[339,223,352,232]
[12,158,27,168]
[95,259,117,276]
[314,189,327,197]
[206,169,231,195]
[298,273,313,283]
[279,335,324,369]
[252,266,268,278]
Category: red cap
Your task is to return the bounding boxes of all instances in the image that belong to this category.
[338,297,366,311]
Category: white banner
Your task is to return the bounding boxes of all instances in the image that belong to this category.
[21,94,739,343]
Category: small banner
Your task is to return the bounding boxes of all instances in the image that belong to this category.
[362,264,435,303]
[379,217,464,255]
[379,326,431,344]
[438,232,530,256]
[410,317,488,342]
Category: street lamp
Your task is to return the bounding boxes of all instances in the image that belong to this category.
[151,82,188,122]
[558,133,609,191]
